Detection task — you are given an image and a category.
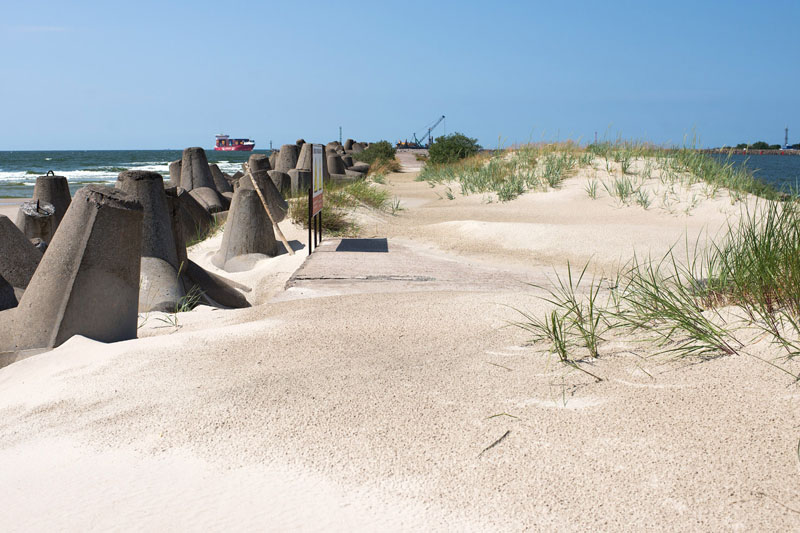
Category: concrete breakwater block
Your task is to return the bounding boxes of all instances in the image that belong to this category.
[327,154,346,175]
[116,170,185,313]
[15,200,55,243]
[3,186,143,354]
[296,138,305,147]
[33,173,71,231]
[274,144,299,173]
[267,170,291,195]
[240,171,288,223]
[249,153,271,173]
[349,162,370,174]
[183,260,250,308]
[296,142,312,171]
[180,147,216,191]
[341,154,354,168]
[351,142,365,153]
[0,215,43,311]
[168,160,182,188]
[166,187,213,247]
[344,138,355,150]
[345,168,365,178]
[268,151,278,169]
[212,188,279,272]
[189,187,225,214]
[287,169,311,195]
[210,164,233,193]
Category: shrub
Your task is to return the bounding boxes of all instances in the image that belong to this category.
[353,140,396,165]
[427,132,481,165]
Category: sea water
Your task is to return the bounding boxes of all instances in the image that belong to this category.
[1,149,799,199]
[0,150,272,198]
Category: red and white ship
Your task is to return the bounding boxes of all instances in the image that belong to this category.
[214,134,255,151]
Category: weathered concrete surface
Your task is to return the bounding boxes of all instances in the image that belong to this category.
[33,174,71,231]
[15,201,55,243]
[189,187,225,214]
[267,170,291,196]
[183,259,251,308]
[212,188,279,272]
[327,154,346,175]
[116,170,185,313]
[168,160,182,188]
[1,186,143,355]
[239,171,288,223]
[180,147,216,191]
[274,144,299,173]
[288,169,312,195]
[0,215,42,310]
[295,142,312,171]
[249,154,271,174]
[209,164,233,193]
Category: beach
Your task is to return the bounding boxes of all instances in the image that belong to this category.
[1,156,799,531]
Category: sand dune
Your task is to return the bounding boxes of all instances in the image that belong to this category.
[1,169,799,531]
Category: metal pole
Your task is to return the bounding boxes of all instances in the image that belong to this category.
[308,187,312,255]
[339,126,342,145]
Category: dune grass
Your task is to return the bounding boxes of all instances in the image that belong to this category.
[514,199,800,379]
[419,139,779,204]
[288,178,391,236]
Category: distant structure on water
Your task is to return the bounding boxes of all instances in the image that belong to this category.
[214,134,255,152]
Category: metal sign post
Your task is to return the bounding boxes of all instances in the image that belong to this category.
[309,144,324,255]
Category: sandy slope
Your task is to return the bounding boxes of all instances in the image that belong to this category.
[1,167,799,531]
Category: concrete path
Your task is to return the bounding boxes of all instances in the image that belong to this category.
[280,237,545,301]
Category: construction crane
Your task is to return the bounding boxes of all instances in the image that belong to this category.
[397,115,446,148]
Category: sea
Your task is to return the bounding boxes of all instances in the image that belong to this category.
[0,150,272,199]
[0,150,799,199]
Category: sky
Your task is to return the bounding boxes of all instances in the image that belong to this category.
[1,0,798,150]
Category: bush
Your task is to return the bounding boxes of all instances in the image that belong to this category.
[353,140,396,165]
[427,132,481,165]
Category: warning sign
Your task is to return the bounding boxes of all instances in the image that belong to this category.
[312,144,323,215]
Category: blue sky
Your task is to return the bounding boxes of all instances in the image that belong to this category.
[1,0,798,149]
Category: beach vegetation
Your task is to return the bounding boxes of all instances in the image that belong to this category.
[288,179,391,235]
[515,199,800,380]
[427,132,482,165]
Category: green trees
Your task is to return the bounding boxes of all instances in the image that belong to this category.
[427,133,482,165]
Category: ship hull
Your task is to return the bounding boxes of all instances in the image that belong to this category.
[214,144,255,152]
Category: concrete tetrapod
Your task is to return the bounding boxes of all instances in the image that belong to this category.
[166,187,214,245]
[349,162,370,174]
[268,151,278,169]
[351,142,365,153]
[341,154,354,168]
[274,144,299,173]
[168,160,182,188]
[2,186,143,357]
[295,142,312,171]
[163,190,250,309]
[189,187,225,214]
[344,138,355,150]
[249,153,271,174]
[15,200,55,243]
[287,169,311,195]
[327,154,347,175]
[116,170,186,313]
[212,187,279,272]
[239,171,288,223]
[180,147,216,191]
[267,170,291,196]
[0,215,43,311]
[33,173,71,231]
[209,164,233,193]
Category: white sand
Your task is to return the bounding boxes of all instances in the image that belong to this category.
[1,165,799,531]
